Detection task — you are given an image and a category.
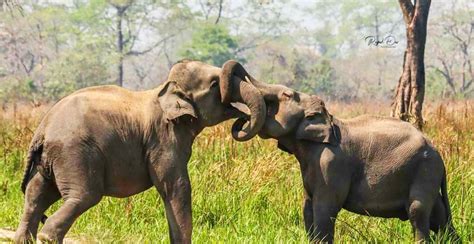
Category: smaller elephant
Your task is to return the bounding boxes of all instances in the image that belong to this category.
[256,85,459,243]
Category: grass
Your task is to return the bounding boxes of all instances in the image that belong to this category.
[0,100,472,243]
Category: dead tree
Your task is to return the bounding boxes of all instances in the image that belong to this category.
[391,0,431,130]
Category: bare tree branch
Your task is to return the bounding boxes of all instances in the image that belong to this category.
[198,0,213,20]
[163,39,173,69]
[233,10,283,55]
[429,63,456,93]
[215,0,223,24]
[126,33,177,56]
[132,48,161,85]
[108,0,133,13]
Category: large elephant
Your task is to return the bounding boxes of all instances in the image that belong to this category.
[252,84,458,243]
[14,60,266,243]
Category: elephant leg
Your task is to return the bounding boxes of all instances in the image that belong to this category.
[37,155,104,243]
[150,166,192,244]
[14,173,60,243]
[37,195,101,243]
[310,201,340,244]
[302,192,314,238]
[429,195,459,241]
[429,195,447,233]
[408,198,431,242]
[408,163,439,243]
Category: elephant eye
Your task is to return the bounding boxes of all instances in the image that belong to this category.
[305,112,320,120]
[210,80,218,89]
[282,90,294,100]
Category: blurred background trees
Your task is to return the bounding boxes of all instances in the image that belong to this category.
[179,24,240,66]
[0,0,472,103]
[428,1,473,98]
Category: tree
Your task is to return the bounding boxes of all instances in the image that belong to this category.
[65,0,192,87]
[1,1,118,99]
[197,0,224,24]
[106,0,189,86]
[302,1,404,101]
[391,0,431,130]
[246,41,337,99]
[179,24,240,66]
[309,1,401,57]
[109,0,131,87]
[428,2,473,97]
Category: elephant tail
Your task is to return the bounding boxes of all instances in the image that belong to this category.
[21,135,44,193]
[441,168,459,240]
[440,172,451,222]
[20,134,49,224]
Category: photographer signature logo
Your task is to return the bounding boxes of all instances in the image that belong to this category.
[364,34,399,48]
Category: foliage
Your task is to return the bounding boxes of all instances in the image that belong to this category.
[426,2,473,97]
[308,0,402,57]
[0,0,472,102]
[179,24,241,66]
[298,58,335,96]
[41,48,113,99]
[425,69,459,99]
[248,42,337,98]
[0,78,37,103]
[0,1,114,101]
[0,101,472,242]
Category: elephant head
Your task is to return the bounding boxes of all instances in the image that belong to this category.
[257,85,338,145]
[158,60,266,141]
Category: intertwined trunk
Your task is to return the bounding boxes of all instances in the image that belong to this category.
[391,0,431,130]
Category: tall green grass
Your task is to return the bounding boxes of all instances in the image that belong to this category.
[0,101,472,243]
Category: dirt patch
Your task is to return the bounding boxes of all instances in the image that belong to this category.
[0,228,15,242]
[0,228,83,243]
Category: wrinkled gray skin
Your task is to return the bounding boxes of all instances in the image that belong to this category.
[14,60,266,244]
[256,85,458,243]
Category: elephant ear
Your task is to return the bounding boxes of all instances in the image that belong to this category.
[295,106,338,146]
[158,81,197,122]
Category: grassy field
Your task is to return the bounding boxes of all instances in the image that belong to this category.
[0,100,472,243]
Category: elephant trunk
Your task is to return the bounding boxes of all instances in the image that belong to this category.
[220,60,266,141]
[247,78,288,101]
[221,63,286,102]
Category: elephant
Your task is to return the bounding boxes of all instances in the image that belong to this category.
[14,60,266,243]
[252,84,458,243]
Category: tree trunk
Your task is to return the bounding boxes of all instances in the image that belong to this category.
[215,0,224,24]
[116,6,126,87]
[391,0,431,130]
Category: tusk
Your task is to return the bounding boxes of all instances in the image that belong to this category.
[230,102,250,115]
[245,76,251,83]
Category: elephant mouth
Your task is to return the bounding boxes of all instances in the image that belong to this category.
[230,102,250,115]
[224,102,249,120]
[225,102,253,135]
[228,102,272,139]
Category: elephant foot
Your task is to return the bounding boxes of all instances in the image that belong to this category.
[13,228,34,244]
[13,235,34,244]
[37,232,61,244]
